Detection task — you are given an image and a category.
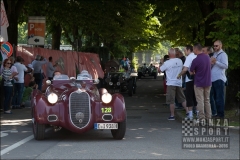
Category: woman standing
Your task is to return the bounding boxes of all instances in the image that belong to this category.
[2,59,17,114]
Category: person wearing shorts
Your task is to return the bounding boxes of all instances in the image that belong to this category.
[160,48,187,120]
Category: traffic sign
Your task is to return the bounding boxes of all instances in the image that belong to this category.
[1,41,13,57]
[28,16,46,45]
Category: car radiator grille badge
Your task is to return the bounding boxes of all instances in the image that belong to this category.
[75,112,84,123]
[69,91,91,129]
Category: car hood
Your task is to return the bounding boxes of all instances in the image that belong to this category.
[45,82,100,101]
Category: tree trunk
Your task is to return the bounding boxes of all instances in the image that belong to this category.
[51,23,62,50]
[5,0,26,53]
[225,68,240,109]
[197,0,217,46]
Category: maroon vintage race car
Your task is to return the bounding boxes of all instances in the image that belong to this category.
[31,71,126,140]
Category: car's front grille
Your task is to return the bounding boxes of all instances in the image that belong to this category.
[69,91,91,129]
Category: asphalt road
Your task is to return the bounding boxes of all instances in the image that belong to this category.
[1,75,239,159]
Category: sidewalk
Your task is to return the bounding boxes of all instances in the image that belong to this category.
[0,108,32,125]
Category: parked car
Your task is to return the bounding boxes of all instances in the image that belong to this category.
[137,64,157,79]
[104,67,137,96]
[31,71,126,140]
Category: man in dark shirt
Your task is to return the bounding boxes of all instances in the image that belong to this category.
[190,43,212,124]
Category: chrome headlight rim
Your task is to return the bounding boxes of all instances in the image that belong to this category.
[101,93,112,104]
[47,93,58,104]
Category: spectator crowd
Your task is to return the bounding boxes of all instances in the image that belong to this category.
[0,54,58,114]
[0,40,228,123]
[159,40,228,124]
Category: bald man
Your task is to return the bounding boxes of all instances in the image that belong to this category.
[210,40,228,118]
[159,48,187,120]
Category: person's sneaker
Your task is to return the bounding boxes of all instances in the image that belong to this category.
[185,116,193,120]
[168,116,175,120]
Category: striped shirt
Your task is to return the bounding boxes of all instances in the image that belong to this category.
[2,68,13,86]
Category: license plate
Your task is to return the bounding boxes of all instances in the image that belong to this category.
[94,123,118,129]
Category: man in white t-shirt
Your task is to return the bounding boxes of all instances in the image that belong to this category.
[160,48,187,120]
[11,56,28,109]
[177,45,198,120]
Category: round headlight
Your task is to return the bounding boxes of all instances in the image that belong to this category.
[47,93,58,104]
[101,93,112,104]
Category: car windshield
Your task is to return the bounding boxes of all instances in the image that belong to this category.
[77,73,93,80]
[53,74,69,80]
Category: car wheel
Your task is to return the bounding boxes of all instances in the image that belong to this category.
[32,119,45,140]
[111,119,126,140]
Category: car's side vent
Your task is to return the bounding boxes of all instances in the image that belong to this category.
[102,114,113,121]
[47,115,58,122]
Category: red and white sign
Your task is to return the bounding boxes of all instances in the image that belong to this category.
[1,0,9,42]
[1,41,13,57]
[28,16,46,45]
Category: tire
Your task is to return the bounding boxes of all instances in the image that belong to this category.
[32,119,46,140]
[111,119,126,140]
[128,80,133,96]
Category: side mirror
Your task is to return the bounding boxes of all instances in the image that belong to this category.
[46,80,51,86]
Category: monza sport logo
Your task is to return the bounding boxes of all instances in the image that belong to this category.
[182,118,230,149]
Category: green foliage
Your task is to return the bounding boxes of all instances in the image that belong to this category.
[18,22,28,44]
[131,56,138,70]
[207,1,240,70]
[236,91,240,102]
[152,0,203,46]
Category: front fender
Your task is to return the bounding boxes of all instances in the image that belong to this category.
[95,93,126,122]
[32,93,60,126]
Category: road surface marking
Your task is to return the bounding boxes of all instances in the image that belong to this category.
[1,135,34,156]
[0,130,18,138]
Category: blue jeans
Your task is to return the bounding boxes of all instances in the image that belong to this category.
[12,83,24,106]
[4,86,13,111]
[210,80,225,117]
[35,78,43,91]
